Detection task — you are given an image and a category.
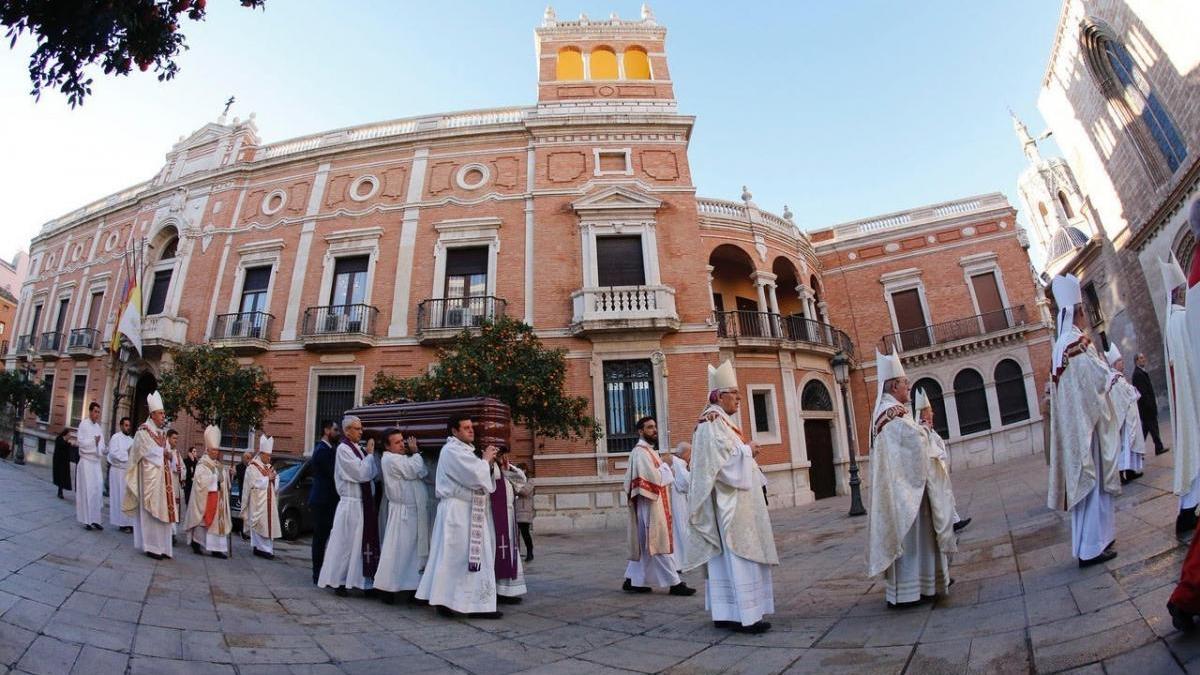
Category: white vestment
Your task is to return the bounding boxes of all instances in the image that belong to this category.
[416,437,497,614]
[1072,435,1115,559]
[1165,304,1200,505]
[1109,373,1145,473]
[624,460,681,588]
[927,430,962,523]
[105,433,134,527]
[74,418,105,526]
[186,458,231,554]
[496,464,528,598]
[127,422,175,557]
[318,441,379,590]
[668,455,690,568]
[374,453,430,593]
[244,459,281,554]
[704,442,774,625]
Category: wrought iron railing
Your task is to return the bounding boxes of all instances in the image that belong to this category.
[212,312,274,341]
[67,328,101,351]
[879,305,1028,354]
[38,331,63,353]
[301,304,378,337]
[713,311,854,356]
[416,296,506,332]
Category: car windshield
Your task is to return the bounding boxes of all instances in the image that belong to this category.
[277,464,301,485]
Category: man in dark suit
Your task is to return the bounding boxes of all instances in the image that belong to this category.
[1132,353,1168,455]
[305,420,340,585]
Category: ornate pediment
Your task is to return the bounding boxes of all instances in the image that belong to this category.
[172,123,232,152]
[571,185,663,216]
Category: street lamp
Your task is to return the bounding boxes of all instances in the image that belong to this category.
[12,360,37,465]
[831,351,866,517]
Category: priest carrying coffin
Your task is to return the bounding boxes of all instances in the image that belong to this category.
[1162,256,1200,534]
[866,351,956,608]
[185,425,232,558]
[123,391,178,560]
[687,359,778,634]
[1047,273,1120,567]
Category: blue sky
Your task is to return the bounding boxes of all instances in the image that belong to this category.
[0,1,1064,263]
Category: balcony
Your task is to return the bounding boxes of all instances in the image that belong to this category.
[301,304,378,350]
[142,315,189,352]
[416,296,506,344]
[879,305,1031,363]
[67,328,103,359]
[714,311,855,356]
[12,335,32,360]
[38,332,64,360]
[211,312,274,354]
[569,285,680,337]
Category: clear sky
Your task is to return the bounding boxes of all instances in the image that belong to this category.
[0,1,1064,265]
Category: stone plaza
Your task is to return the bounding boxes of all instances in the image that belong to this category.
[0,441,1196,675]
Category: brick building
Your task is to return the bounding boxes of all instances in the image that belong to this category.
[1024,0,1200,413]
[812,195,1053,468]
[0,252,28,350]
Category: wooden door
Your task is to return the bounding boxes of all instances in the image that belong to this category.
[805,420,836,499]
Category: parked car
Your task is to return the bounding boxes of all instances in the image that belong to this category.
[230,454,302,534]
[276,460,314,541]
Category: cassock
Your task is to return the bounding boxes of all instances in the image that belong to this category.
[494,463,527,599]
[123,417,178,557]
[167,447,184,537]
[74,417,106,527]
[244,438,282,555]
[184,445,231,555]
[1048,323,1120,562]
[416,436,497,614]
[374,452,431,593]
[668,454,690,569]
[105,431,135,527]
[688,397,779,627]
[318,437,380,590]
[1104,349,1144,476]
[1164,289,1200,510]
[623,439,679,589]
[867,393,956,605]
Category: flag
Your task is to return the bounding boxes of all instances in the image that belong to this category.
[111,245,143,355]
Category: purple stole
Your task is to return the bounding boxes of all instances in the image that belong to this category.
[341,437,380,579]
[490,473,519,580]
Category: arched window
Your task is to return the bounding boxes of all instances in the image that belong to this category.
[953,369,991,436]
[159,236,178,261]
[590,46,618,80]
[1057,191,1075,219]
[910,378,949,439]
[994,359,1030,425]
[623,46,651,80]
[556,47,583,80]
[1083,24,1188,177]
[801,380,833,412]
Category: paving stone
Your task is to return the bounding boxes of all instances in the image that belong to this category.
[438,640,566,674]
[0,621,36,667]
[665,644,804,675]
[1031,618,1156,672]
[921,594,1025,641]
[42,609,135,652]
[816,609,928,648]
[69,646,127,674]
[907,639,970,674]
[128,656,236,675]
[965,629,1030,674]
[576,635,709,673]
[1102,639,1185,674]
[782,646,911,674]
[0,599,54,633]
[513,624,629,657]
[1068,571,1130,614]
[15,636,80,675]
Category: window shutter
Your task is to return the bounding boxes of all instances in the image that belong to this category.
[596,236,645,287]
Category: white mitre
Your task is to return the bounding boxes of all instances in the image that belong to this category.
[1104,344,1122,368]
[707,359,737,392]
[872,349,906,421]
[1051,274,1082,373]
[147,390,164,413]
[914,387,931,412]
[203,425,221,450]
[1161,254,1187,307]
[258,434,274,455]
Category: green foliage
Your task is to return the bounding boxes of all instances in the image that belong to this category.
[0,369,50,420]
[158,344,278,445]
[368,317,601,442]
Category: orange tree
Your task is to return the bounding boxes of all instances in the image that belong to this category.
[158,344,278,449]
[368,316,601,442]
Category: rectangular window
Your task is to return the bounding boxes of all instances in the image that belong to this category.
[239,266,272,315]
[597,150,630,174]
[330,256,369,307]
[69,374,87,427]
[29,304,43,336]
[315,375,358,442]
[444,247,489,299]
[220,424,253,450]
[595,236,645,287]
[603,360,655,453]
[890,288,930,350]
[970,272,1008,332]
[145,269,173,315]
[748,386,780,444]
[86,291,104,330]
[39,374,53,423]
[53,297,70,334]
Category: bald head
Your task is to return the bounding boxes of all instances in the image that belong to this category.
[674,442,692,464]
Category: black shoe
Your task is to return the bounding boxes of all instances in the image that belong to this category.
[120,526,133,533]
[334,587,348,597]
[1169,602,1197,633]
[381,592,396,605]
[468,611,503,620]
[1120,471,1132,485]
[57,489,64,499]
[1177,509,1198,536]
[253,548,275,560]
[1130,471,1143,481]
[1079,549,1118,568]
[622,578,652,594]
[887,599,924,609]
[211,552,228,559]
[953,518,971,532]
[409,596,429,607]
[524,553,533,562]
[1157,446,1171,456]
[436,605,458,618]
[497,595,523,605]
[84,524,94,531]
[669,582,696,597]
[713,620,739,629]
[731,621,771,634]
[92,523,103,531]
[191,541,203,555]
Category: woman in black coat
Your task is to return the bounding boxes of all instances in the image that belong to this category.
[52,430,74,498]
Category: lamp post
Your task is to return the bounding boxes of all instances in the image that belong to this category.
[831,351,866,517]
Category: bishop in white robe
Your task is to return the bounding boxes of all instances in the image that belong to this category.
[668,443,691,571]
[123,392,178,560]
[1162,257,1200,534]
[1104,346,1145,482]
[374,431,431,599]
[75,403,106,530]
[184,426,232,558]
[416,416,502,618]
[318,416,381,594]
[105,419,135,530]
[687,360,777,633]
[244,435,282,559]
[915,390,964,529]
[1048,274,1120,566]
